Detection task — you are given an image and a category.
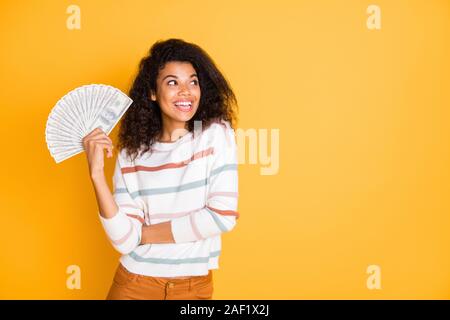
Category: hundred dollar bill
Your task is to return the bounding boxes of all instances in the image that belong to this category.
[87,89,133,135]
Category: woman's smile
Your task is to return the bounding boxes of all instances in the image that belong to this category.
[173,100,193,112]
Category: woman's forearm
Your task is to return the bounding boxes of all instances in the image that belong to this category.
[90,171,174,244]
[90,172,119,219]
[141,222,175,244]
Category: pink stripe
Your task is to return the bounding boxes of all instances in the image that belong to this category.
[189,213,203,240]
[150,206,204,220]
[121,147,214,174]
[110,219,134,245]
[208,191,238,199]
[126,213,145,224]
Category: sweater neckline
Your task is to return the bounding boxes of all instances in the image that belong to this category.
[152,131,193,151]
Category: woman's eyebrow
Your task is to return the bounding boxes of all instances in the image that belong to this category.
[162,74,198,81]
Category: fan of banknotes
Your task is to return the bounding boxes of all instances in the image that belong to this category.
[45,84,133,163]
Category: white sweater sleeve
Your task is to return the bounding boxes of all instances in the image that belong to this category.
[170,121,239,243]
[98,154,145,255]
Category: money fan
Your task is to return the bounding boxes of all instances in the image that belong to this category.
[45,84,133,163]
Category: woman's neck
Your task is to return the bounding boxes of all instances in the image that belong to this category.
[158,119,189,142]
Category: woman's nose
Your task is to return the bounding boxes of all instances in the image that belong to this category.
[178,85,190,95]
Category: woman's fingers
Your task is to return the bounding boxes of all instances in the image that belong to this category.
[92,141,114,158]
[84,127,112,142]
[83,134,113,150]
[84,137,112,147]
[87,130,112,142]
[82,127,114,158]
[84,136,113,157]
[82,128,112,144]
[89,137,113,145]
[83,128,114,176]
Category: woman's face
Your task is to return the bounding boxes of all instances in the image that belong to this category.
[151,61,201,127]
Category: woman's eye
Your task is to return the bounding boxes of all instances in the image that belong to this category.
[167,79,198,86]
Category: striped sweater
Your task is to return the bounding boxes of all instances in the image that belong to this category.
[98,119,239,277]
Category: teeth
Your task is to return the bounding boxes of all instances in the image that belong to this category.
[174,101,192,106]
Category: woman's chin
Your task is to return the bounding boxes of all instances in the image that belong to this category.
[173,107,197,120]
[169,112,194,123]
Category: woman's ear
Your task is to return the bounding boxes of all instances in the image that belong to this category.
[150,91,156,101]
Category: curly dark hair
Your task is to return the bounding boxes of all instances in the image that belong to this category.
[117,38,238,161]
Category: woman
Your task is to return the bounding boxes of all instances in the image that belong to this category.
[82,38,239,300]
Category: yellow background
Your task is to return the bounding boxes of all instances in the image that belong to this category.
[0,0,449,299]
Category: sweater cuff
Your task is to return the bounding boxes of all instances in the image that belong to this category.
[171,215,198,243]
[98,209,129,240]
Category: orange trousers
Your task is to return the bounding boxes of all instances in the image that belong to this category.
[106,263,214,300]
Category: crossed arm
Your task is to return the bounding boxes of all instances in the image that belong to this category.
[96,122,238,254]
[140,222,175,244]
[91,171,175,247]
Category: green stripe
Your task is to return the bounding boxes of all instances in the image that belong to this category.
[133,178,207,198]
[115,163,237,199]
[128,250,221,264]
[211,163,237,176]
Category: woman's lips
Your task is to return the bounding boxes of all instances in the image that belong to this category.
[174,102,193,112]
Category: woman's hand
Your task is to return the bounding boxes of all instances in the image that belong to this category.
[82,127,114,179]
